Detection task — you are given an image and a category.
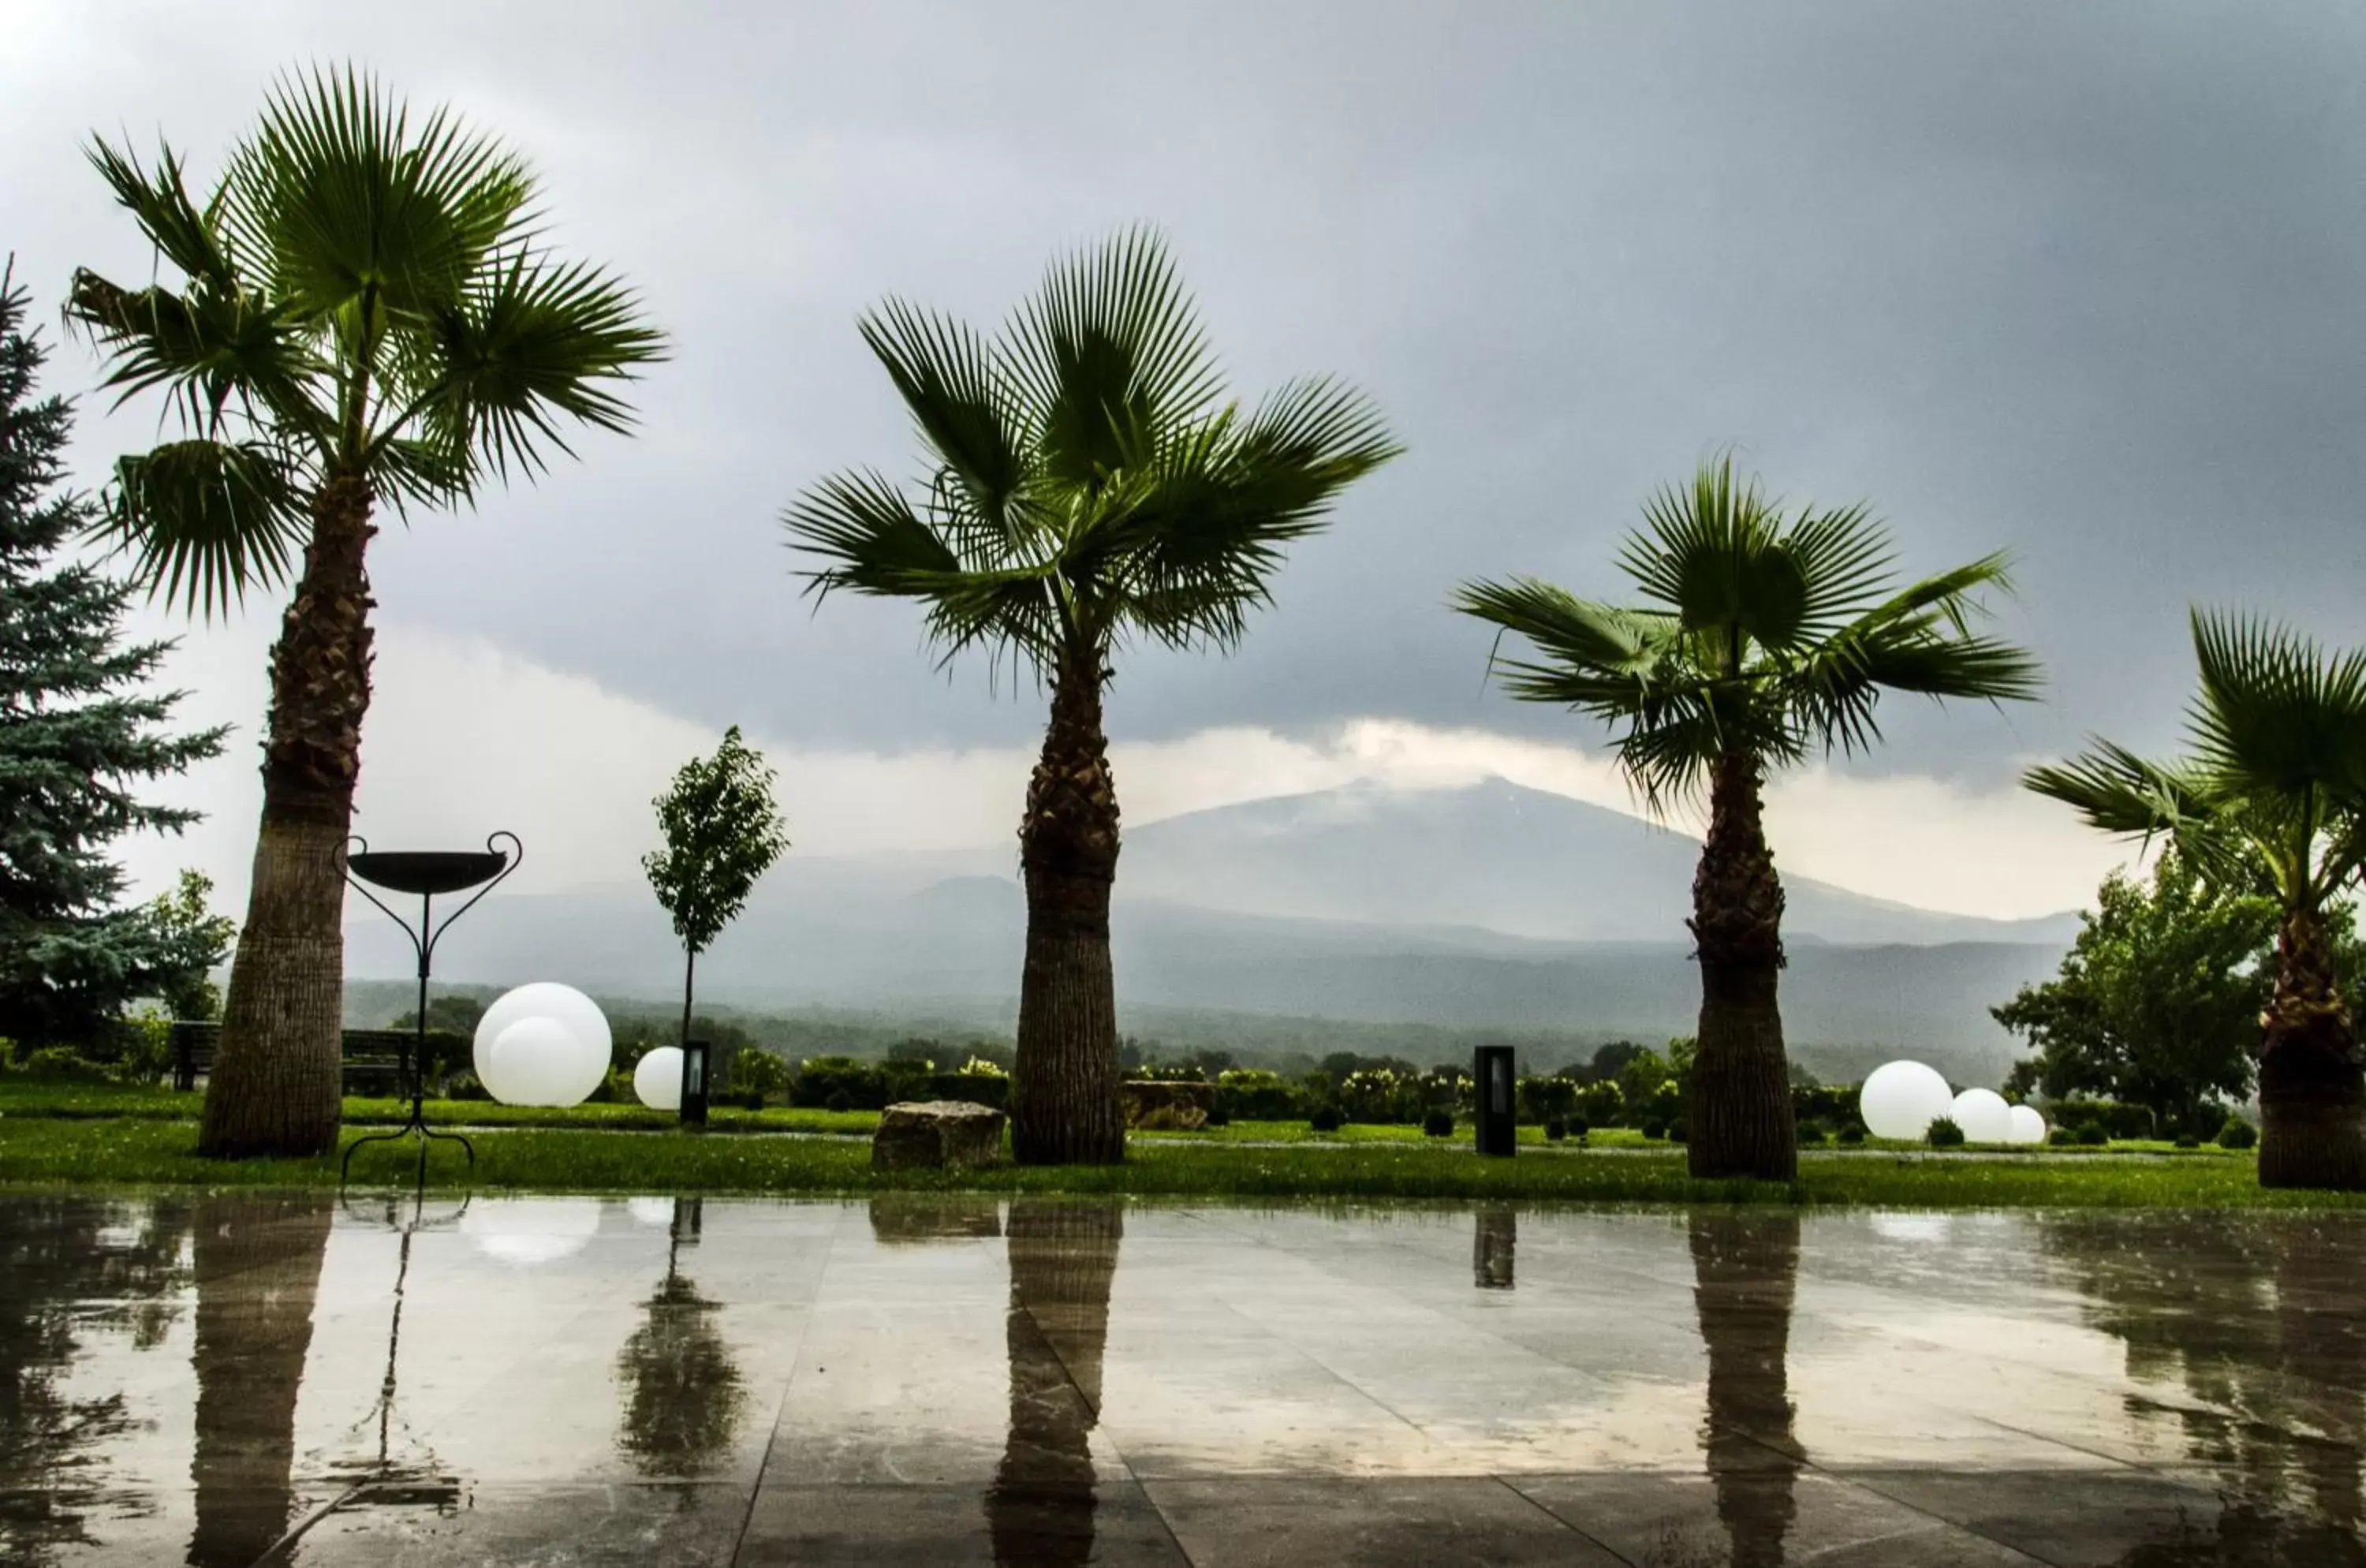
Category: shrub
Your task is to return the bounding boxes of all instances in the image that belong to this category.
[1517,1076,1579,1123]
[1640,1118,1667,1141]
[1575,1080,1624,1128]
[730,1049,791,1099]
[1838,1124,1866,1146]
[1543,1115,1568,1142]
[928,1070,1010,1110]
[1666,1119,1688,1144]
[1203,1104,1231,1128]
[444,1071,491,1102]
[1421,1107,1454,1138]
[2217,1117,2259,1151]
[1308,1105,1345,1133]
[1568,1117,1589,1140]
[1926,1116,1966,1148]
[16,1046,109,1082]
[731,1088,766,1111]
[2172,1133,2200,1150]
[1215,1068,1303,1122]
[2078,1124,2109,1147]
[794,1056,887,1110]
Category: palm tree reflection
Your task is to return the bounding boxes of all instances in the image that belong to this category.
[988,1199,1123,1567]
[616,1198,746,1477]
[2042,1213,2366,1563]
[1689,1211,1804,1568]
[187,1192,334,1568]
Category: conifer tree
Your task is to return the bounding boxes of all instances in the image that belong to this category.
[0,263,226,1044]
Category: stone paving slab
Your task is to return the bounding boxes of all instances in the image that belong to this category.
[6,1194,2366,1565]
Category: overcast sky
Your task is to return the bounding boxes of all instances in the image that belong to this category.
[7,1,2359,918]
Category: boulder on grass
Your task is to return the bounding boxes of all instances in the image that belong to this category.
[871,1099,1008,1171]
[1122,1080,1215,1131]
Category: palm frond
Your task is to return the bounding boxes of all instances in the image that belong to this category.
[1092,376,1399,650]
[857,297,1028,545]
[2024,741,2211,839]
[65,268,325,447]
[225,63,531,323]
[2187,608,2366,806]
[96,439,308,618]
[83,138,236,289]
[1006,226,1222,488]
[386,246,662,491]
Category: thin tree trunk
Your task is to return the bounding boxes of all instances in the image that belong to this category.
[186,1192,333,1567]
[2256,906,2366,1190]
[1012,648,1124,1166]
[680,946,696,1048]
[200,476,377,1159]
[1690,1211,1803,1568]
[1688,750,1798,1182]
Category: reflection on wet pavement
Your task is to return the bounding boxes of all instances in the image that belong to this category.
[7,1196,2366,1565]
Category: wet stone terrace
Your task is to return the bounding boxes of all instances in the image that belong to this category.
[5,1196,2366,1566]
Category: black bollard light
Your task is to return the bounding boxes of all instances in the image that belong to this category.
[1474,1044,1516,1158]
[680,1040,710,1127]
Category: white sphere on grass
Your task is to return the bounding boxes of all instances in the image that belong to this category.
[1859,1061,1955,1141]
[472,982,611,1103]
[487,1016,607,1107]
[634,1046,685,1111]
[1950,1088,2015,1144]
[2006,1103,2048,1145]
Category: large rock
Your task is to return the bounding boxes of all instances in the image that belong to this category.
[871,1100,1008,1171]
[1122,1080,1215,1131]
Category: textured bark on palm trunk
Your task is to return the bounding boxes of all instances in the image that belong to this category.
[1690,1212,1802,1568]
[1688,752,1798,1182]
[199,477,376,1159]
[2256,907,2366,1191]
[1012,651,1125,1165]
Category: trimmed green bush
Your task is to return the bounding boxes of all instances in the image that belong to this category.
[2078,1124,2109,1147]
[1838,1125,1867,1146]
[1926,1116,1966,1148]
[2172,1133,2200,1150]
[1308,1105,1345,1133]
[2217,1117,2258,1151]
[1421,1107,1454,1138]
[1543,1115,1568,1142]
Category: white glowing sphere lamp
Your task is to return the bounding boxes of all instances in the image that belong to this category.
[634,1046,685,1111]
[1950,1088,2015,1144]
[1859,1061,1956,1141]
[487,1016,607,1107]
[2006,1103,2049,1145]
[472,982,611,1104]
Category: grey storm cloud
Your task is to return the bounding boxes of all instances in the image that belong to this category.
[6,0,2362,784]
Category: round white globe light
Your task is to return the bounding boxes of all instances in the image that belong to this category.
[1950,1088,2015,1144]
[488,1016,608,1107]
[462,1197,601,1267]
[1859,1060,1956,1141]
[473,983,612,1101]
[633,1046,685,1111]
[2006,1103,2048,1145]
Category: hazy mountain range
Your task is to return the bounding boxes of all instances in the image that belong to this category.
[346,778,2077,1085]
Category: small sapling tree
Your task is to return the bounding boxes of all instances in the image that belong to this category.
[642,727,789,1058]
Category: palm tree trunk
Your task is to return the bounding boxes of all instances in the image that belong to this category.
[2256,906,2366,1190]
[1688,751,1798,1182]
[1012,648,1125,1165]
[199,476,376,1159]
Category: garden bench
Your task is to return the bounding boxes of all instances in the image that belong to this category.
[170,1022,421,1098]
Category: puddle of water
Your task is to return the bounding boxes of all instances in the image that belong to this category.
[3,1194,2364,1564]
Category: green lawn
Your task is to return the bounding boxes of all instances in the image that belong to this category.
[0,1097,2326,1208]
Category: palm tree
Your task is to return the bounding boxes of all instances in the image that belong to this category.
[1453,457,2039,1181]
[785,230,1398,1164]
[2027,611,2366,1189]
[69,67,662,1158]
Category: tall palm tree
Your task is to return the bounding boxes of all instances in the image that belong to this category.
[69,67,662,1158]
[1454,457,2039,1181]
[785,230,1398,1164]
[2027,611,2366,1189]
